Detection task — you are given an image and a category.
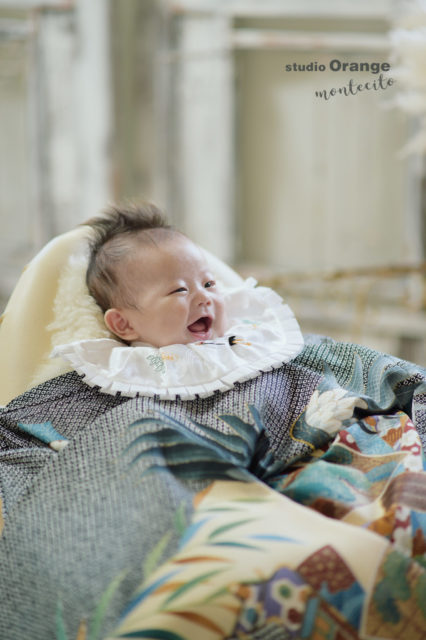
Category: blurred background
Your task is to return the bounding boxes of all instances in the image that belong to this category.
[0,0,425,363]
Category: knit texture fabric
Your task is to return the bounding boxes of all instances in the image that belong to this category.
[0,336,425,639]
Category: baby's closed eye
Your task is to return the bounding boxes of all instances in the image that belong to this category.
[170,287,187,294]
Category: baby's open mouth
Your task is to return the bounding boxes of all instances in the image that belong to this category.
[187,316,213,336]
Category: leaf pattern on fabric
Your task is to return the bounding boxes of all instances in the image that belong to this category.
[17,421,69,451]
[108,387,426,639]
[273,411,426,551]
[107,479,388,640]
[56,572,127,640]
[2,337,426,640]
[108,481,309,640]
[126,406,285,483]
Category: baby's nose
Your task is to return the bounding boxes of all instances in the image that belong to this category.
[196,288,212,305]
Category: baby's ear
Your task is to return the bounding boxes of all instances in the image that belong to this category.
[104,309,138,341]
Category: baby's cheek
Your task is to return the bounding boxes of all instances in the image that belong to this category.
[217,298,228,334]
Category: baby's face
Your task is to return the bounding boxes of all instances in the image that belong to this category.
[106,236,227,347]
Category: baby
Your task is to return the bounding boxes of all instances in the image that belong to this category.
[86,203,228,347]
[49,202,303,399]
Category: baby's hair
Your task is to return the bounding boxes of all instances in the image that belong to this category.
[84,202,177,312]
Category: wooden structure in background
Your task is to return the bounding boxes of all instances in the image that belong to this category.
[0,0,424,362]
[0,0,112,295]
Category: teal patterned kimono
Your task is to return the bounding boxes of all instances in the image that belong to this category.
[0,335,425,639]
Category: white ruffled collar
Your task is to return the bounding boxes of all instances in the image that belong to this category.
[51,278,304,400]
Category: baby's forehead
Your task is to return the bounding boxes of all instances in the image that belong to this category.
[126,233,210,275]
